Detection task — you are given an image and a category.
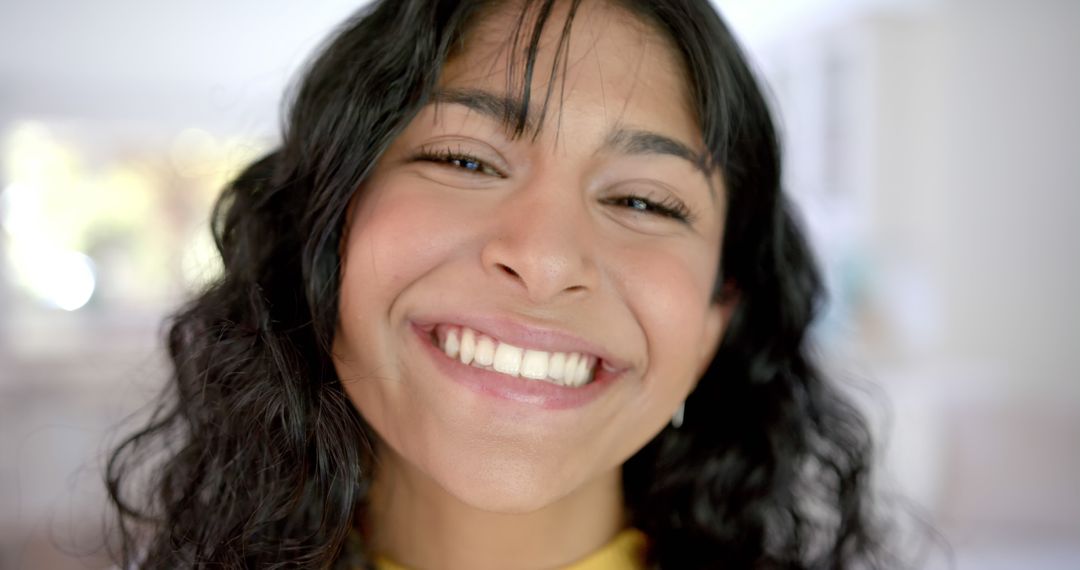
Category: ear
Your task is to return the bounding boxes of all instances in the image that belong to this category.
[695,293,738,379]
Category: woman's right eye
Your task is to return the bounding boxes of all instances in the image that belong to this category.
[412,146,504,178]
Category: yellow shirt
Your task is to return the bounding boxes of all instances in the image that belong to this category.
[373,528,647,570]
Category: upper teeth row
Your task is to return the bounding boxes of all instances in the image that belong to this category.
[439,326,596,387]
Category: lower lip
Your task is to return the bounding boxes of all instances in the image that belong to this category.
[410,323,625,410]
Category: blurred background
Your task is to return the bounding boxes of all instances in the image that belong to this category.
[0,0,1076,568]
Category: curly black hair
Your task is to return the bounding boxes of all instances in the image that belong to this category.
[106,0,891,567]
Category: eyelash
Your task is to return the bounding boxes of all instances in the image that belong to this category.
[599,195,694,223]
[412,147,695,223]
[413,146,504,178]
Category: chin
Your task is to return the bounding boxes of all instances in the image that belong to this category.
[431,451,577,514]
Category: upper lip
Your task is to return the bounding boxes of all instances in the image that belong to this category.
[412,313,631,371]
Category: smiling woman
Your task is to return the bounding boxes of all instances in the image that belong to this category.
[106,1,888,568]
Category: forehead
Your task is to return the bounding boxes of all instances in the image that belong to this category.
[437,0,701,147]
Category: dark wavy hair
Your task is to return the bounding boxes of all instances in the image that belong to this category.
[106,0,890,567]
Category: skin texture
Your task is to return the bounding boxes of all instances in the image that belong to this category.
[332,1,733,567]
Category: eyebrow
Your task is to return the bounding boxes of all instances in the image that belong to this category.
[604,129,717,203]
[429,87,716,200]
[431,88,536,134]
[604,129,708,173]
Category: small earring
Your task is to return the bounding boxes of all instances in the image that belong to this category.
[671,401,685,429]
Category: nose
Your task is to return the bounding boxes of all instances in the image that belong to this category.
[479,183,599,304]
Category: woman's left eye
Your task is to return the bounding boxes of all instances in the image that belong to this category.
[602,194,694,224]
[412,147,504,178]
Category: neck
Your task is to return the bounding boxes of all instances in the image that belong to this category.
[363,443,626,570]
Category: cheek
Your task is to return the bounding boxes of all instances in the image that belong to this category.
[338,174,486,335]
[588,241,719,464]
[344,184,460,300]
[334,180,467,420]
[618,242,717,384]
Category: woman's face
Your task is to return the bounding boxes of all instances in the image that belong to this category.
[334,1,728,513]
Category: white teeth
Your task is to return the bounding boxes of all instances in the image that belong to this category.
[547,352,566,383]
[564,353,580,384]
[492,343,523,376]
[444,329,460,359]
[435,325,599,387]
[521,350,549,380]
[573,356,591,387]
[459,327,476,365]
[569,354,587,387]
[474,336,495,366]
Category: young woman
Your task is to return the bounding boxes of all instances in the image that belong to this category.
[107,0,887,567]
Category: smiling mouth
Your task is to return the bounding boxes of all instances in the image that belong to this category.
[428,324,599,387]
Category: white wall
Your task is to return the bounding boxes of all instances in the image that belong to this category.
[722,0,1080,565]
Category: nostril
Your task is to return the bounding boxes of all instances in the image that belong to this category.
[497,264,520,279]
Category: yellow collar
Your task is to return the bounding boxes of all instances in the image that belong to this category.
[373,528,647,570]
